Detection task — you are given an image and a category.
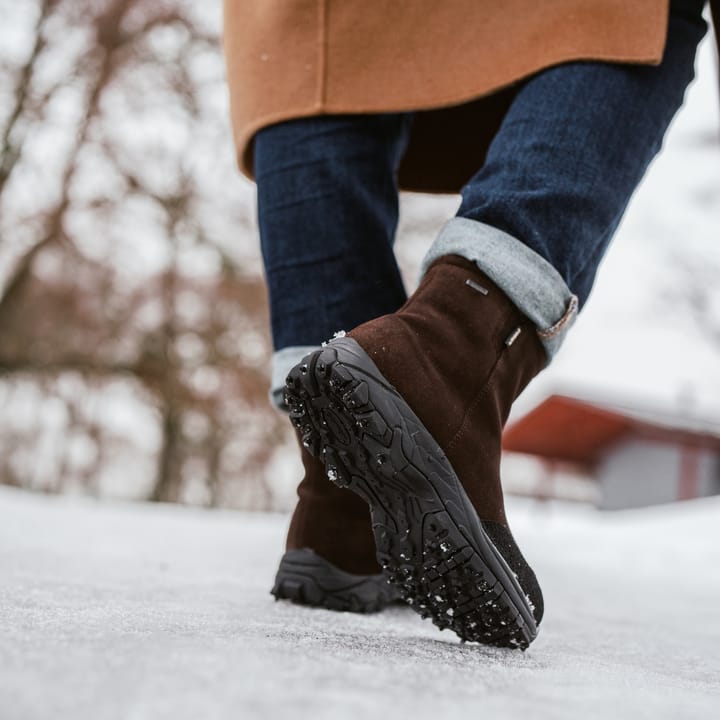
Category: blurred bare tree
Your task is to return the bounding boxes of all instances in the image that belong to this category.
[0,0,290,509]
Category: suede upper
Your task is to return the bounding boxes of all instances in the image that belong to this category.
[286,431,381,576]
[482,520,544,624]
[349,255,547,528]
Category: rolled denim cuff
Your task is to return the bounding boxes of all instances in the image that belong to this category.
[269,345,319,412]
[421,218,578,360]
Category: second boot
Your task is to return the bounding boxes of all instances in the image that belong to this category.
[271,431,399,612]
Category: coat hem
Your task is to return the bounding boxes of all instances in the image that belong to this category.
[236,47,668,190]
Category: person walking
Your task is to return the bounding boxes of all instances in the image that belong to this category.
[223,0,716,647]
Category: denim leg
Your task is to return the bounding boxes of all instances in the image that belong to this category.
[254,114,413,407]
[423,0,707,359]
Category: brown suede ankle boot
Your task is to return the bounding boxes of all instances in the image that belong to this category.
[285,254,546,647]
[271,432,398,612]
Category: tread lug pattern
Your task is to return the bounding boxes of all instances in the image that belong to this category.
[284,340,538,649]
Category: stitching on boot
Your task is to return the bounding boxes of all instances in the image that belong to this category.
[447,318,536,452]
[446,352,505,453]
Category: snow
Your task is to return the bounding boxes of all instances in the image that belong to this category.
[2,486,719,719]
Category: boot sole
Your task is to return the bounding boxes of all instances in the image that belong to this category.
[271,548,399,613]
[284,336,538,649]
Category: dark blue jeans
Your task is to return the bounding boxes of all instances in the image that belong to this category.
[255,0,707,354]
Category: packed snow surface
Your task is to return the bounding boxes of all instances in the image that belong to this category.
[1,487,719,720]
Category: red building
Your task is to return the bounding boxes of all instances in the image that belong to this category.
[503,394,720,509]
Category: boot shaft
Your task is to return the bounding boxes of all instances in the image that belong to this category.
[286,430,380,575]
[350,255,546,524]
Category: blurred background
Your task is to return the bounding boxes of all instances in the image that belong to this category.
[0,0,718,514]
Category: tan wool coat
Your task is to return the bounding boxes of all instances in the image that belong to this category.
[223,0,717,194]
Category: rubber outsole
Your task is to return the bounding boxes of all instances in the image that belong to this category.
[284,336,538,649]
[272,548,399,613]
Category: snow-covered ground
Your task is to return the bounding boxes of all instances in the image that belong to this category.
[1,486,718,720]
